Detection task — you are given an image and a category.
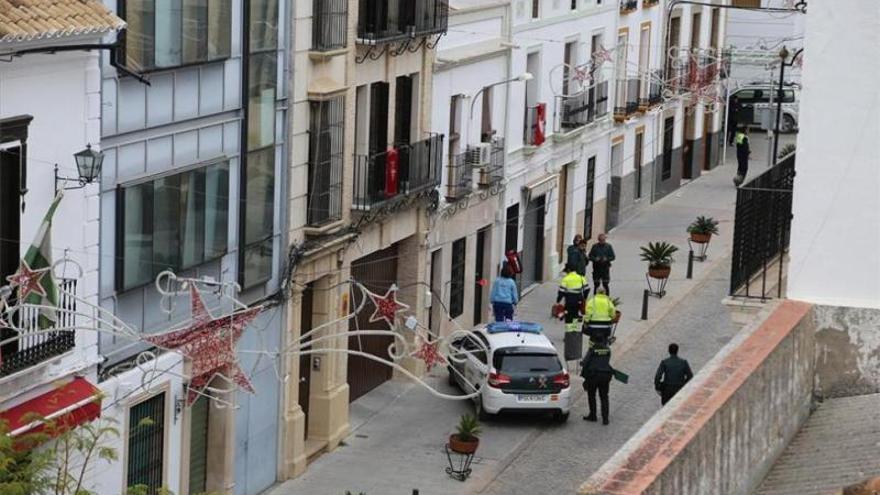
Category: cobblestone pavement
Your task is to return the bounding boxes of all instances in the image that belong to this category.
[474,263,738,495]
[267,136,792,495]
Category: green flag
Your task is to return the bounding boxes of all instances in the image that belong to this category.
[613,369,629,384]
[23,191,64,328]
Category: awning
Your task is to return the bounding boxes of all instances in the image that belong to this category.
[523,175,557,203]
[1,377,102,440]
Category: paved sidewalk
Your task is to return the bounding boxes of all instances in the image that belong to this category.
[266,136,791,495]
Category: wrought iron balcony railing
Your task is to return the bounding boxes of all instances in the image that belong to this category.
[464,137,505,188]
[524,104,547,146]
[357,0,449,44]
[556,80,610,132]
[639,70,664,108]
[306,152,344,227]
[0,278,77,378]
[352,134,443,211]
[614,78,640,120]
[446,152,473,201]
[620,0,639,14]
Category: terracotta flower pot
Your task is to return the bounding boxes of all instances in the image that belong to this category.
[612,310,622,323]
[648,265,671,279]
[690,232,712,244]
[449,434,480,455]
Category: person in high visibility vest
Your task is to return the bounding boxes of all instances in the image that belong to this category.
[556,263,588,334]
[583,287,616,346]
[734,126,751,186]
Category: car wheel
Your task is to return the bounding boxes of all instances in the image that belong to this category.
[555,412,570,423]
[476,397,495,421]
[447,366,457,388]
[781,114,796,133]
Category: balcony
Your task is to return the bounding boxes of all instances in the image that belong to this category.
[357,0,449,45]
[666,53,722,97]
[555,80,610,132]
[352,134,443,212]
[620,0,638,14]
[524,104,547,147]
[463,137,505,188]
[0,279,77,378]
[614,79,640,121]
[639,70,664,109]
[306,156,344,228]
[446,152,473,201]
[313,0,348,51]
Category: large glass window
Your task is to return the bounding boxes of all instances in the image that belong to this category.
[250,0,279,52]
[117,162,229,291]
[241,148,275,287]
[247,52,278,149]
[123,0,231,71]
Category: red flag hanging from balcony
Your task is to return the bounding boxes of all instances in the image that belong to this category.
[534,103,546,146]
[385,146,399,198]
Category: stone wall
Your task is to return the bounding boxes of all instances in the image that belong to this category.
[580,301,815,495]
[813,304,880,398]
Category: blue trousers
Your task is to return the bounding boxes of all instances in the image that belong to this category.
[492,302,514,322]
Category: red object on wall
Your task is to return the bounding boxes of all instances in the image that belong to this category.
[0,377,101,446]
[505,250,522,274]
[385,147,399,198]
[534,103,547,146]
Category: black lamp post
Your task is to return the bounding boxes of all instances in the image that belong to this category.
[772,46,803,166]
[56,144,104,192]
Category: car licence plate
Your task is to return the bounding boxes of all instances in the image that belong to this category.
[517,394,548,403]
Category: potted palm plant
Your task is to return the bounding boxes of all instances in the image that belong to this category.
[687,216,719,244]
[449,414,482,455]
[640,241,679,279]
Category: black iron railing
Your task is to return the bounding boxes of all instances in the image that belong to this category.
[614,79,640,119]
[0,278,77,377]
[639,70,663,108]
[470,137,505,187]
[620,0,638,13]
[729,153,796,299]
[357,0,449,44]
[446,152,472,200]
[352,134,443,211]
[313,0,348,51]
[555,80,610,131]
[306,152,344,226]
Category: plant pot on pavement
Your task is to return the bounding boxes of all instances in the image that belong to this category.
[449,434,479,454]
[648,265,671,279]
[611,310,622,323]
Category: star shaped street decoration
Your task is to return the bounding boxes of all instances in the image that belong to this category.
[591,45,614,66]
[5,260,49,300]
[146,285,262,404]
[414,341,444,372]
[366,284,410,327]
[572,65,592,84]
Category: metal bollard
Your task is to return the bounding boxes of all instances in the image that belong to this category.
[686,250,694,279]
[641,289,649,320]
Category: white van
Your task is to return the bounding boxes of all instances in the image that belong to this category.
[731,82,800,133]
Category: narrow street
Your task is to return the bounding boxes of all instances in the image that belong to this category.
[267,136,793,495]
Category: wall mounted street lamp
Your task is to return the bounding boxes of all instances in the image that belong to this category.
[55,144,104,192]
[469,72,534,122]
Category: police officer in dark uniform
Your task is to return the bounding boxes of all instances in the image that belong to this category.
[654,343,694,406]
[580,339,613,424]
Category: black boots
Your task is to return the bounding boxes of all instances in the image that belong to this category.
[583,414,597,422]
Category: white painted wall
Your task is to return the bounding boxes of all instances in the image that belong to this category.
[0,50,103,399]
[786,0,880,309]
[725,0,804,84]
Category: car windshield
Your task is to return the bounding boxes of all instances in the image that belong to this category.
[493,350,562,373]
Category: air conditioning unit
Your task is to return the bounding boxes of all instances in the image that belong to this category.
[466,143,492,166]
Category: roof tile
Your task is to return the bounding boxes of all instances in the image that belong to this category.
[0,0,125,43]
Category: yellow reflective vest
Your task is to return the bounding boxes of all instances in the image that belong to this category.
[585,294,616,322]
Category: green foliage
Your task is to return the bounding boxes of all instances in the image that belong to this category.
[611,297,622,307]
[455,414,482,442]
[687,216,720,236]
[777,143,796,159]
[639,241,679,268]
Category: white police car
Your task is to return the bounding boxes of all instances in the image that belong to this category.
[447,321,571,422]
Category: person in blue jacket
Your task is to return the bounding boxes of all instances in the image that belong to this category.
[490,264,519,322]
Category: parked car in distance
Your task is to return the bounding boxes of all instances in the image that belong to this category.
[731,82,800,133]
[447,321,571,422]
